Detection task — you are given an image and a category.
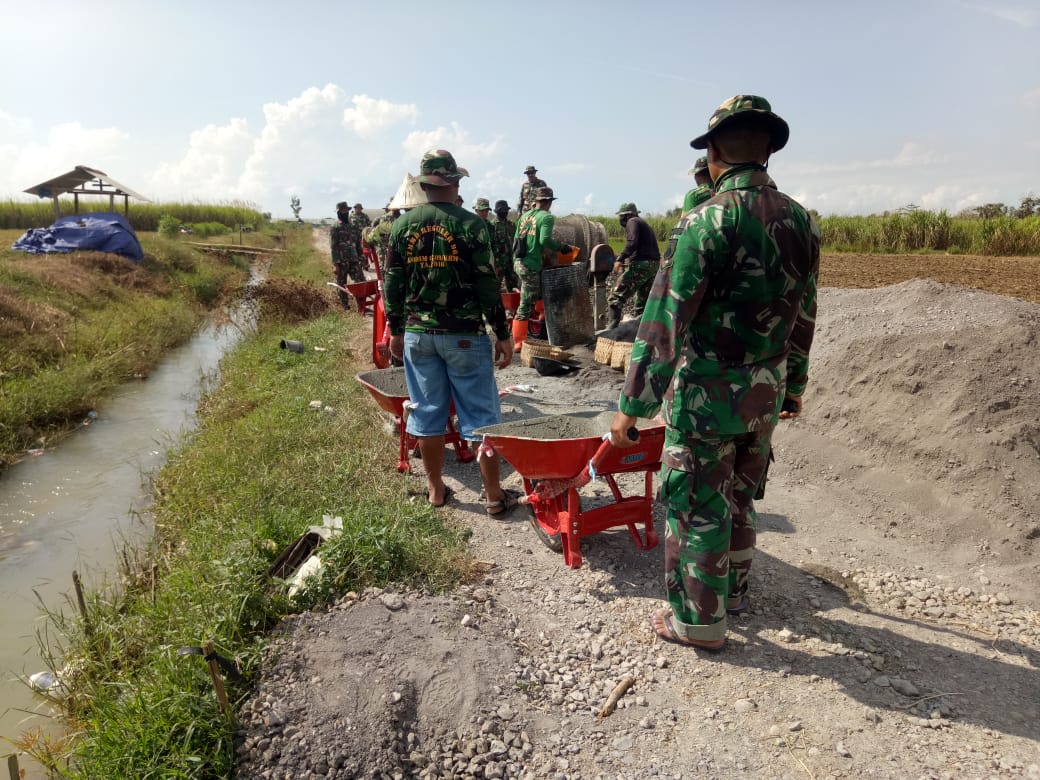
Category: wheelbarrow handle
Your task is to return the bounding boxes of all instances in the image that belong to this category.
[588,427,639,478]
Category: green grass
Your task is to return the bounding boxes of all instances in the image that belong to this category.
[25,315,471,778]
[596,210,1040,256]
[0,199,269,232]
[0,231,250,462]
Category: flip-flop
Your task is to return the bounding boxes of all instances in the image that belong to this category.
[429,486,454,508]
[650,609,725,651]
[486,488,521,518]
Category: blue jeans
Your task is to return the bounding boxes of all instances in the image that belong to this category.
[402,332,501,441]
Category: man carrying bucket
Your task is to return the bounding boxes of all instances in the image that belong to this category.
[511,187,574,349]
[385,150,520,516]
[610,95,819,650]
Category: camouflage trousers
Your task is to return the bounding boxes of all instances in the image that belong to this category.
[658,426,773,642]
[334,260,365,307]
[513,262,541,320]
[497,254,521,292]
[608,259,659,312]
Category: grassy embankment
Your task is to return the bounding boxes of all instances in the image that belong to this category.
[14,226,472,778]
[0,233,253,464]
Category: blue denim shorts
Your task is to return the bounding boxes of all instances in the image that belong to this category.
[403,332,502,441]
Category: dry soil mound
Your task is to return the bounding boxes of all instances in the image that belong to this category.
[796,280,1040,581]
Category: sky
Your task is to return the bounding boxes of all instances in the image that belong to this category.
[1,0,1038,220]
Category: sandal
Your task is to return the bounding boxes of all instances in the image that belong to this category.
[650,609,725,651]
[429,486,454,508]
[485,488,521,518]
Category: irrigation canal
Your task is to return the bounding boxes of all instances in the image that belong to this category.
[0,301,254,775]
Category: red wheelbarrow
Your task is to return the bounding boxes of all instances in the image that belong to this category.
[356,367,476,473]
[477,415,664,568]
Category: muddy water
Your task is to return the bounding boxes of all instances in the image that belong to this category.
[0,309,251,772]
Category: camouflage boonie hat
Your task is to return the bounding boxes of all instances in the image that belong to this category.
[535,186,557,201]
[474,197,491,210]
[617,202,638,216]
[690,94,789,152]
[353,203,363,209]
[494,199,509,211]
[418,149,470,186]
[336,201,349,211]
[523,165,538,175]
[688,156,709,176]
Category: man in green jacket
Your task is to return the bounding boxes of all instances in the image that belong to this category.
[385,150,518,517]
[511,186,573,347]
[610,95,819,650]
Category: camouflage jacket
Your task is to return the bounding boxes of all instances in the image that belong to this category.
[490,217,516,266]
[349,211,372,231]
[618,164,819,447]
[330,220,359,265]
[516,178,547,214]
[682,184,713,213]
[514,208,563,272]
[385,202,509,340]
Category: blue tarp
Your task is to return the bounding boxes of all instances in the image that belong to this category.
[11,212,144,262]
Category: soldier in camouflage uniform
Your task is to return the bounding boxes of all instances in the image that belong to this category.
[350,203,373,268]
[511,186,573,348]
[491,200,520,291]
[385,150,518,516]
[330,201,364,308]
[610,95,819,650]
[473,197,518,291]
[515,165,547,216]
[606,202,661,329]
[368,204,401,269]
[683,156,713,213]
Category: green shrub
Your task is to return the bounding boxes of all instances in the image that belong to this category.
[158,214,182,237]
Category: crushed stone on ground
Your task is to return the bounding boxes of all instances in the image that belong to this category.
[236,279,1040,780]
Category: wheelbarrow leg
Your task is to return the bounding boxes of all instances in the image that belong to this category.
[560,486,584,569]
[446,417,476,464]
[396,419,413,473]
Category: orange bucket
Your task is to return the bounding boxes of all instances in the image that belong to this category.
[556,245,579,265]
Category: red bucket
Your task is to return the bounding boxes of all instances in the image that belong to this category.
[501,291,520,310]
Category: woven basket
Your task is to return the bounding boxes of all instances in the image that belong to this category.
[609,341,633,371]
[594,337,615,364]
[521,339,573,368]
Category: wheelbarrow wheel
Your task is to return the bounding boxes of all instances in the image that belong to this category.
[526,481,578,554]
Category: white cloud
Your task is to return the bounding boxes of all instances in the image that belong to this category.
[150,118,253,198]
[472,165,514,205]
[962,2,1037,27]
[1022,86,1040,110]
[401,123,501,169]
[342,94,417,137]
[785,142,944,177]
[0,118,130,197]
[0,109,33,141]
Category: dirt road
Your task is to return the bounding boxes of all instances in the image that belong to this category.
[235,253,1040,779]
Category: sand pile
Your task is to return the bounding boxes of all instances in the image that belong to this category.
[799,280,1040,569]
